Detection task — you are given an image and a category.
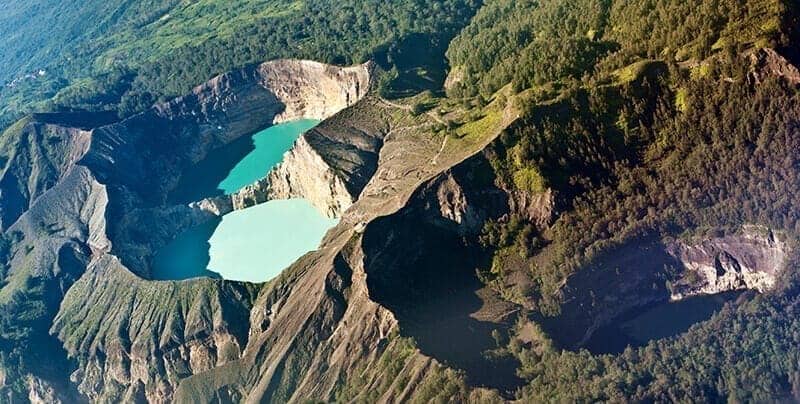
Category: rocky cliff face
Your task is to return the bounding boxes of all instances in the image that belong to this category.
[51,256,256,403]
[507,189,555,229]
[229,97,391,218]
[667,227,787,300]
[231,135,353,218]
[748,48,800,86]
[257,60,371,123]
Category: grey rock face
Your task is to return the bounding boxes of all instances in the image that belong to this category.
[27,376,63,404]
[667,226,787,300]
[748,48,800,86]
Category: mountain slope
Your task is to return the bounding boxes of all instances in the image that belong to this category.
[1,0,800,402]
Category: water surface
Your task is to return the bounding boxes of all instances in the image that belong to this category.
[583,290,746,354]
[208,199,338,282]
[154,119,335,283]
[169,119,319,203]
[152,219,222,281]
[218,119,319,194]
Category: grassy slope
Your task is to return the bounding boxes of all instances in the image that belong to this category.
[86,0,302,71]
[0,0,295,126]
[0,0,297,81]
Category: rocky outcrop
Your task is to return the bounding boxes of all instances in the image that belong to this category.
[416,153,509,236]
[225,96,392,218]
[6,165,109,278]
[230,136,353,218]
[508,189,555,228]
[190,196,232,217]
[27,376,63,404]
[52,256,257,403]
[435,172,484,232]
[667,227,787,300]
[748,48,800,86]
[444,65,466,92]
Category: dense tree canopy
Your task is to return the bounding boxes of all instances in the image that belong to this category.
[445,1,800,400]
[0,0,481,129]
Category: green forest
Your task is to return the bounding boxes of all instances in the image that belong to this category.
[0,0,481,129]
[443,0,800,401]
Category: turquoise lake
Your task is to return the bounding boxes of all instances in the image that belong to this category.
[169,119,319,203]
[218,119,319,194]
[207,199,338,282]
[154,119,339,283]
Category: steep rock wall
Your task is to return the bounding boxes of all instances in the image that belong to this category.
[5,165,109,279]
[231,136,353,218]
[226,96,391,218]
[667,227,787,300]
[748,48,800,86]
[258,60,371,123]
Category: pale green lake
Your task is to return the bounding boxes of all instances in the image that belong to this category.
[154,119,338,283]
[207,199,338,282]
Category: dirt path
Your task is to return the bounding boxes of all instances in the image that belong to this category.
[430,135,448,166]
[378,97,450,166]
[377,97,447,125]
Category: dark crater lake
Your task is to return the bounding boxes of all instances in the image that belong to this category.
[583,290,747,354]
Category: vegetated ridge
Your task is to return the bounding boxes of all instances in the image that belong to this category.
[1,0,800,402]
